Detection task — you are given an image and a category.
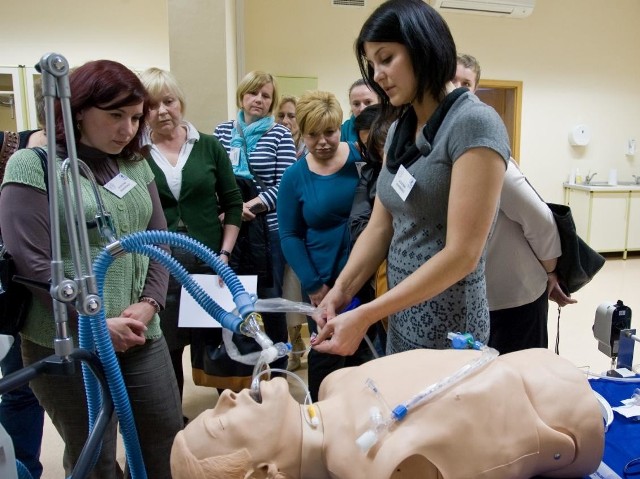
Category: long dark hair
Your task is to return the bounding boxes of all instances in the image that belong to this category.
[354,104,391,167]
[355,0,457,110]
[55,59,149,158]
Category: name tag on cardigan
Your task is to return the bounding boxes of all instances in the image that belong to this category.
[104,173,137,198]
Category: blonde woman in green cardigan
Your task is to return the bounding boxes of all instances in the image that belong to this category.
[0,60,182,478]
[140,68,243,400]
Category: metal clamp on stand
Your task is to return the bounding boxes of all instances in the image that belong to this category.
[39,53,104,356]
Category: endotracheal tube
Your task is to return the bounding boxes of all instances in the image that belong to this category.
[356,332,499,453]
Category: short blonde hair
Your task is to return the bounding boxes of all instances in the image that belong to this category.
[296,90,343,136]
[277,95,297,110]
[236,71,279,114]
[139,67,187,114]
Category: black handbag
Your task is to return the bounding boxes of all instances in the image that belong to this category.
[0,146,49,335]
[524,174,606,294]
[0,248,33,335]
[230,177,273,290]
[190,329,261,392]
[546,202,605,294]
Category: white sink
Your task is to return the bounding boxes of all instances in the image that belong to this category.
[585,182,616,187]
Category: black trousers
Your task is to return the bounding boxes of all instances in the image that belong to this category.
[488,289,549,354]
[305,285,376,401]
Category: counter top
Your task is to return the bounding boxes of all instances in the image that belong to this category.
[563,182,640,192]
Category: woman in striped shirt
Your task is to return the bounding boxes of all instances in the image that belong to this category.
[213,71,297,373]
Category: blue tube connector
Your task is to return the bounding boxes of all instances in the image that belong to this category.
[447,332,484,350]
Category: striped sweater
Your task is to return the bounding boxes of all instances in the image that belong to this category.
[213,121,296,231]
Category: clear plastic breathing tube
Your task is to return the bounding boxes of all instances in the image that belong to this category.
[356,332,499,453]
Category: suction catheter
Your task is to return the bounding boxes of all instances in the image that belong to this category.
[0,52,289,479]
[356,332,499,453]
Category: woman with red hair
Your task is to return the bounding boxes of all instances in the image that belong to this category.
[0,59,182,478]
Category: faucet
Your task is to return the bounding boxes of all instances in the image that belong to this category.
[584,171,597,185]
[633,174,640,185]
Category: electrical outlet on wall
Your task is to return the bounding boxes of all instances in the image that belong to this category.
[627,138,636,156]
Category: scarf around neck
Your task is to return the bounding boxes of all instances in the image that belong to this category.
[230,111,275,179]
[386,87,467,174]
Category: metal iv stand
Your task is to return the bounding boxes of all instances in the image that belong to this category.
[0,53,115,479]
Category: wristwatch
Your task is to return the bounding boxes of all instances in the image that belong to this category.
[219,249,231,258]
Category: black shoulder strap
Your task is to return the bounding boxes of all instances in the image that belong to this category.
[386,87,468,174]
[31,147,49,198]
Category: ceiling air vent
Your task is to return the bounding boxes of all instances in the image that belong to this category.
[431,0,535,18]
[333,0,365,7]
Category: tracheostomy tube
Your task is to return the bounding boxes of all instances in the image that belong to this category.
[356,332,499,453]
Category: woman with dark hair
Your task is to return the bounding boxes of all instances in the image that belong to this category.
[0,59,182,478]
[350,103,394,356]
[314,0,511,357]
[340,78,380,145]
[349,103,391,241]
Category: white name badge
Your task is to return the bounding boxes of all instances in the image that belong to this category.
[391,164,416,201]
[229,148,241,167]
[104,173,137,198]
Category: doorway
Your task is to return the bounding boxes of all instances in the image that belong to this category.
[475,80,522,162]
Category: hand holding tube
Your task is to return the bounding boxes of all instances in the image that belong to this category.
[311,297,368,356]
[312,285,353,330]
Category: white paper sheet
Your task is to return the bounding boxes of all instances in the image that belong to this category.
[178,275,257,328]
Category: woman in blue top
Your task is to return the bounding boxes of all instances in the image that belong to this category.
[278,90,374,400]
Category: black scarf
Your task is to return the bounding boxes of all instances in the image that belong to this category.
[386,87,468,174]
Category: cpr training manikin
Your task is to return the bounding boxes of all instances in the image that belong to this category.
[170,347,604,479]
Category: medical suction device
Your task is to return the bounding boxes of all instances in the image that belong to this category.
[0,52,287,479]
[593,300,635,376]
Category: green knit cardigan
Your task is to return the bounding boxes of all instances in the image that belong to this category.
[2,148,162,348]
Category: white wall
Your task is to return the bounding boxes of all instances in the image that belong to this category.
[0,0,170,71]
[167,0,234,131]
[2,0,639,204]
[243,0,640,202]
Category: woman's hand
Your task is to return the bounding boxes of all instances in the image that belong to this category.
[241,200,266,222]
[217,254,229,287]
[107,317,147,353]
[313,286,352,329]
[547,272,577,307]
[310,307,368,356]
[121,301,157,326]
[308,284,331,308]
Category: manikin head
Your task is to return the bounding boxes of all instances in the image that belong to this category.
[172,378,302,478]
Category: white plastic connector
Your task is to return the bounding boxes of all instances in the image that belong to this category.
[356,429,378,453]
